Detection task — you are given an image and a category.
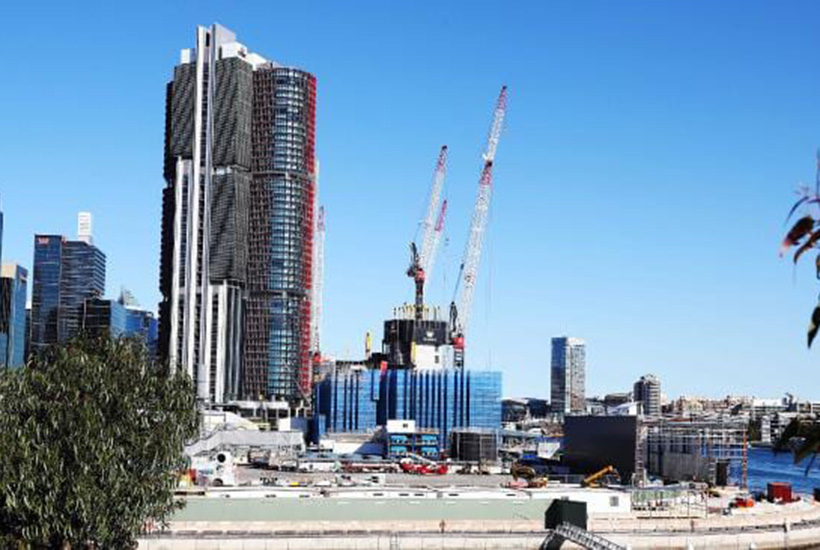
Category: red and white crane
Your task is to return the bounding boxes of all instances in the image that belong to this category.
[407,146,449,321]
[450,86,508,368]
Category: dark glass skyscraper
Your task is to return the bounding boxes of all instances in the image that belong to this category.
[60,240,106,339]
[159,24,316,405]
[30,235,63,352]
[0,264,28,368]
[80,297,126,339]
[31,232,105,354]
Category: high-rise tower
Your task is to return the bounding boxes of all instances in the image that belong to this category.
[30,219,106,355]
[244,64,316,402]
[0,264,27,368]
[551,337,586,415]
[158,24,316,404]
[633,374,661,417]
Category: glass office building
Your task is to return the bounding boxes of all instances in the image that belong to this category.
[313,369,502,450]
[60,240,106,339]
[31,235,105,354]
[0,264,28,368]
[30,235,64,354]
[124,306,159,357]
[81,298,127,339]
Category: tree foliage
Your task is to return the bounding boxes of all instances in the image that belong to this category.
[0,337,198,549]
[781,163,820,347]
[774,416,820,472]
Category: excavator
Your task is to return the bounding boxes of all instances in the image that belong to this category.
[581,465,617,488]
[511,462,549,488]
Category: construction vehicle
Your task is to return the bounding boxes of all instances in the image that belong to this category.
[400,462,449,475]
[449,86,507,367]
[399,453,449,475]
[581,465,617,488]
[511,462,538,481]
[510,461,551,488]
[732,495,755,508]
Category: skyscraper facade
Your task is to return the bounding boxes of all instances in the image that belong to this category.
[244,64,316,402]
[60,240,106,340]
[633,373,661,417]
[115,288,159,356]
[30,234,105,354]
[158,24,316,404]
[551,336,586,414]
[30,235,63,353]
[0,264,27,368]
[81,297,127,339]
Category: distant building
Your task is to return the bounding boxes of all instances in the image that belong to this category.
[118,287,139,308]
[123,309,158,357]
[633,374,661,417]
[604,393,632,408]
[77,212,93,245]
[24,306,30,360]
[551,337,586,414]
[81,297,126,338]
[0,264,27,368]
[111,288,158,356]
[502,397,550,422]
[30,220,106,354]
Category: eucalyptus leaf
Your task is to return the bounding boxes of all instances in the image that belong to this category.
[0,336,198,549]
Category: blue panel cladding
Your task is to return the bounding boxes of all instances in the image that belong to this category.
[312,369,501,448]
[312,369,382,442]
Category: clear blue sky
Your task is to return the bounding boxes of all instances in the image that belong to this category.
[2,1,820,400]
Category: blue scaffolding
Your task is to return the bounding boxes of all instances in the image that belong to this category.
[312,368,502,449]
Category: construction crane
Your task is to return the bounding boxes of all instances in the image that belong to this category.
[449,86,508,368]
[407,146,449,321]
[311,205,325,358]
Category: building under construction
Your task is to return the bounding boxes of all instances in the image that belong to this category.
[642,418,747,487]
[311,367,501,452]
[158,23,317,406]
[563,415,747,487]
[311,88,508,455]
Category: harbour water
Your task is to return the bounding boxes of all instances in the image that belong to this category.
[747,446,820,495]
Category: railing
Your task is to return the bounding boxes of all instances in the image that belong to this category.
[542,523,626,550]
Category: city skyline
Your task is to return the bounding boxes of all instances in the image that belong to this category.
[4,2,820,399]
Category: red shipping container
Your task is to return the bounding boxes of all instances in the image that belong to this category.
[768,482,793,503]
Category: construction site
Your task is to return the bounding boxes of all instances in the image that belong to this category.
[162,84,820,550]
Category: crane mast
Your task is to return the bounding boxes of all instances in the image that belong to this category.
[450,86,507,368]
[407,145,449,321]
[311,205,325,356]
[427,198,448,284]
[419,146,449,274]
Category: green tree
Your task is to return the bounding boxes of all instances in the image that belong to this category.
[774,416,820,473]
[0,337,198,549]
